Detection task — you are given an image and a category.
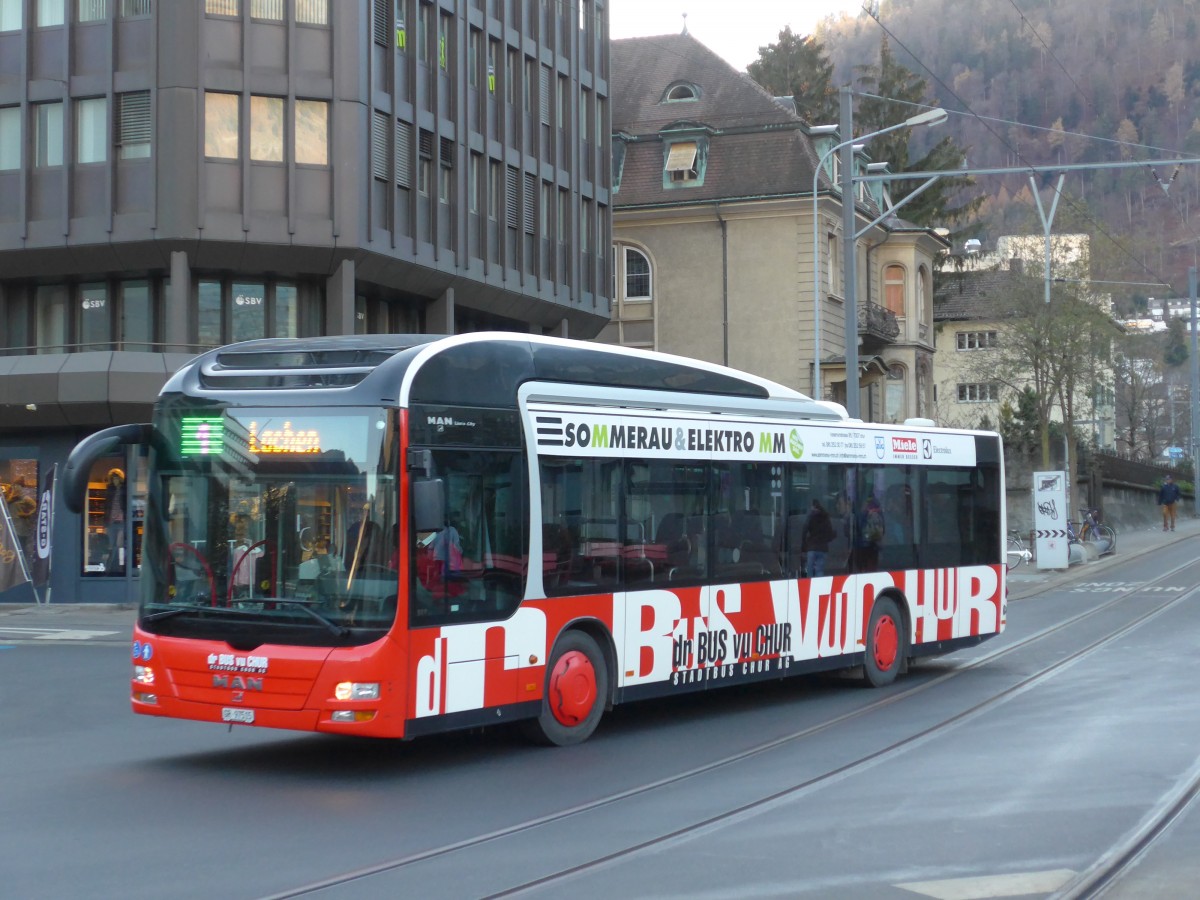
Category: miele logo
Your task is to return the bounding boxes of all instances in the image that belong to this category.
[892,436,918,454]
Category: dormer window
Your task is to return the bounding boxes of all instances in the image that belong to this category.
[663,82,699,102]
[665,141,699,182]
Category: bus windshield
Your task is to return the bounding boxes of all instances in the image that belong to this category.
[139,401,399,646]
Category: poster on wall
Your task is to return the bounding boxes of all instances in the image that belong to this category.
[1033,470,1069,570]
[0,493,32,593]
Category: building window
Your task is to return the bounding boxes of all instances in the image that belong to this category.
[78,283,111,351]
[417,129,432,195]
[231,282,265,343]
[250,0,282,20]
[119,0,152,17]
[204,92,239,159]
[439,136,453,205]
[885,364,905,422]
[294,99,328,165]
[372,0,388,46]
[468,152,480,214]
[76,98,107,164]
[197,280,222,347]
[396,120,412,188]
[0,459,39,578]
[0,0,23,30]
[417,2,429,63]
[206,0,238,16]
[827,233,838,293]
[36,284,68,353]
[664,140,699,183]
[117,91,151,159]
[275,283,297,337]
[622,246,651,300]
[663,82,698,101]
[468,29,480,88]
[0,106,19,171]
[488,160,499,220]
[295,0,326,25]
[34,102,64,168]
[957,383,999,403]
[956,330,998,350]
[250,95,283,161]
[438,12,449,68]
[371,112,390,181]
[37,0,65,26]
[77,0,107,22]
[884,264,905,316]
[121,280,153,350]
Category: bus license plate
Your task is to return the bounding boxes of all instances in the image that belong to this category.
[221,707,255,724]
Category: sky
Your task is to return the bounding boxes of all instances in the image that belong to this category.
[608,0,867,72]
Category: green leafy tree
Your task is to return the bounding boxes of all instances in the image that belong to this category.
[854,36,982,233]
[1164,315,1189,367]
[746,27,838,125]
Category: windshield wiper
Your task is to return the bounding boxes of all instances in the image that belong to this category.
[143,600,348,636]
[143,606,204,623]
[265,599,350,637]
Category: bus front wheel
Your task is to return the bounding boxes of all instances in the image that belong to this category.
[863,596,906,688]
[524,631,608,746]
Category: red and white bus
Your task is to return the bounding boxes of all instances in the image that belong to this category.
[65,333,1006,745]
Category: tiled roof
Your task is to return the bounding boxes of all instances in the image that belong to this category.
[611,33,825,207]
[933,266,1041,321]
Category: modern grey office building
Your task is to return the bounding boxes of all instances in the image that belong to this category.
[0,0,611,603]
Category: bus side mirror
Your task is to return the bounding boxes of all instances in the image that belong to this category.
[412,479,445,534]
[62,423,152,514]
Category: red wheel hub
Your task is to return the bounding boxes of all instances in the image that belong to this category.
[548,650,597,727]
[872,614,899,671]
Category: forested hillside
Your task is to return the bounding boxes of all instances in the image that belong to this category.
[815,0,1200,300]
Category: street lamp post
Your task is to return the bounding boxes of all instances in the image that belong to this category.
[809,91,945,413]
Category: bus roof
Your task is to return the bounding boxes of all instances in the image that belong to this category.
[164,333,846,421]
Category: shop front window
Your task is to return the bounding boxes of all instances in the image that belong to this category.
[82,453,144,577]
[0,458,39,582]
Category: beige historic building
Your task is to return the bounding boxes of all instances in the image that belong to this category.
[602,32,946,422]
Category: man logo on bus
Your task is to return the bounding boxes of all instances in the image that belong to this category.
[789,429,804,459]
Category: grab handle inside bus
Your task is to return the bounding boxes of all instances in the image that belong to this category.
[62,423,153,514]
[413,478,446,533]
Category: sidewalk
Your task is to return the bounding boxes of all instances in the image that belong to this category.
[2,518,1196,639]
[1007,513,1200,600]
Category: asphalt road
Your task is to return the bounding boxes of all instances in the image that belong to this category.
[2,520,1199,899]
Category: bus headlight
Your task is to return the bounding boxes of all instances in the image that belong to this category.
[334,682,380,701]
[134,665,155,685]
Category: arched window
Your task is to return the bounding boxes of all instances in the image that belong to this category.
[884,264,906,316]
[624,247,651,300]
[664,83,699,102]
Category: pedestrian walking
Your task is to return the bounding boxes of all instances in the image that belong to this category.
[1158,473,1181,532]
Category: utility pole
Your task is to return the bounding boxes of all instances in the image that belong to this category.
[839,86,859,419]
[1191,266,1199,518]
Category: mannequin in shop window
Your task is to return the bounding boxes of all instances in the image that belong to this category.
[105,468,127,574]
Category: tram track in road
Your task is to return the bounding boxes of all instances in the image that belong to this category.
[262,556,1200,900]
[1052,752,1200,899]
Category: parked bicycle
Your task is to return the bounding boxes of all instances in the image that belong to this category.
[1006,529,1032,569]
[1077,507,1116,555]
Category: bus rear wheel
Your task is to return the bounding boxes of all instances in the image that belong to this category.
[863,596,906,688]
[523,631,608,746]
